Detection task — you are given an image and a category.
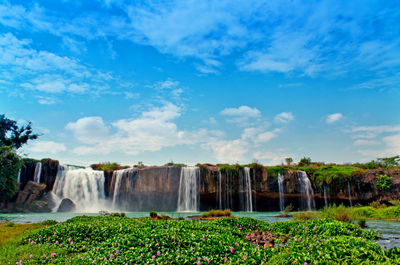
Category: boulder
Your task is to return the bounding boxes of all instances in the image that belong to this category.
[57,198,76,212]
[16,181,46,205]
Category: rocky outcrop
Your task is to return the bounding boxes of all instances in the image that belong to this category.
[57,198,76,212]
[16,181,46,206]
[40,159,59,191]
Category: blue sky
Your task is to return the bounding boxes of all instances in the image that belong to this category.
[1,0,399,166]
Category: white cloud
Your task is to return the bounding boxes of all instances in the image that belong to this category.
[27,141,66,154]
[0,32,124,98]
[353,139,378,146]
[358,134,400,157]
[274,112,294,124]
[66,117,110,144]
[326,113,343,124]
[241,127,277,143]
[204,139,249,163]
[220,106,261,124]
[37,96,57,105]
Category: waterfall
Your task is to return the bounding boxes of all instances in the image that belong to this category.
[17,168,21,183]
[323,184,328,207]
[217,171,222,209]
[348,181,353,207]
[243,167,253,212]
[33,162,42,183]
[177,167,199,212]
[278,173,285,211]
[52,165,106,212]
[110,168,137,210]
[298,171,315,211]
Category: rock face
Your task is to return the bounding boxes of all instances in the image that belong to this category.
[16,181,46,206]
[57,198,76,212]
[110,166,181,211]
[40,159,59,191]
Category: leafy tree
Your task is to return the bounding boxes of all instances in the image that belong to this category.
[377,156,400,168]
[0,146,22,207]
[298,157,312,167]
[0,115,39,206]
[285,157,293,166]
[0,114,39,149]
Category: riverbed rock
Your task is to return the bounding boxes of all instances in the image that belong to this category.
[57,198,76,212]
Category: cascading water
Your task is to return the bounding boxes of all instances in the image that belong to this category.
[52,165,106,212]
[298,170,315,210]
[33,162,42,183]
[217,171,222,209]
[17,168,21,183]
[177,167,199,212]
[110,168,137,210]
[323,184,328,207]
[278,173,285,211]
[348,181,353,207]
[243,167,253,212]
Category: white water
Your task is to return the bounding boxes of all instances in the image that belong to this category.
[217,171,222,209]
[243,167,253,212]
[324,185,328,207]
[298,171,315,211]
[348,181,353,207]
[110,168,137,209]
[17,168,21,183]
[52,166,106,212]
[33,162,42,183]
[177,167,199,212]
[278,173,285,211]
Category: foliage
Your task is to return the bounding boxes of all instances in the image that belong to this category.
[218,164,242,176]
[265,166,287,178]
[200,209,231,218]
[376,174,392,191]
[165,161,187,167]
[378,156,400,168]
[90,162,129,171]
[285,157,293,166]
[149,211,158,218]
[0,114,39,149]
[283,204,294,214]
[2,216,394,264]
[298,157,312,166]
[301,165,363,185]
[0,146,22,203]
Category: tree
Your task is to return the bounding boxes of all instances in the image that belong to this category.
[377,156,400,168]
[285,157,293,166]
[0,114,39,149]
[298,157,312,167]
[0,115,39,207]
[0,146,22,207]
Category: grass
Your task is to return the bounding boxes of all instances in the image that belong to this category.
[0,220,69,264]
[200,209,232,218]
[1,216,399,264]
[292,203,400,222]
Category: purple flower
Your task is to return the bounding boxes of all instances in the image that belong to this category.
[83,245,85,249]
[157,251,161,256]
[116,250,120,255]
[29,254,33,258]
[197,261,201,265]
[304,263,308,265]
[235,242,238,246]
[152,255,155,259]
[230,247,234,253]
[202,236,205,240]
[51,253,56,257]
[298,238,301,242]
[362,238,366,242]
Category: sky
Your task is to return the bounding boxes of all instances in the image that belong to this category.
[1,0,400,166]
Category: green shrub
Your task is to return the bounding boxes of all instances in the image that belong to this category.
[90,162,129,171]
[149,211,158,218]
[377,174,392,190]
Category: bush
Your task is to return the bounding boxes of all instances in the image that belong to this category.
[90,162,129,171]
[201,209,232,218]
[0,146,21,204]
[376,174,392,191]
[149,211,158,218]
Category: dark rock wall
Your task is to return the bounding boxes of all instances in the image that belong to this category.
[40,159,59,191]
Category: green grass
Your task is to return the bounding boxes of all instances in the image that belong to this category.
[1,216,399,264]
[293,204,400,222]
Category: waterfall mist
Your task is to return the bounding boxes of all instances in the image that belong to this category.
[278,173,285,211]
[297,171,315,211]
[33,162,42,183]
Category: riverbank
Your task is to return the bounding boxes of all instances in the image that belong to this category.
[1,215,400,264]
